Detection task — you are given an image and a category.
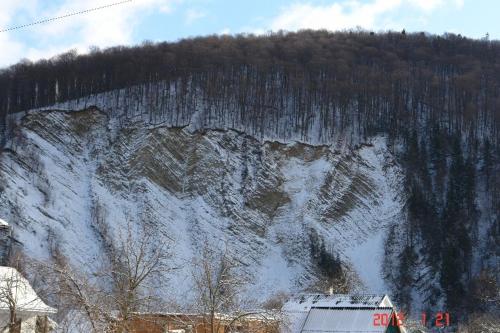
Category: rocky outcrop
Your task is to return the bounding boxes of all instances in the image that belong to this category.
[0,108,405,304]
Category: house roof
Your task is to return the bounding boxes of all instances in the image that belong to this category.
[301,307,394,333]
[283,294,400,333]
[283,294,393,313]
[130,311,280,322]
[0,266,56,315]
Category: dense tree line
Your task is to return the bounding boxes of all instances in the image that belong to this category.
[391,127,499,320]
[1,30,500,145]
[309,231,343,278]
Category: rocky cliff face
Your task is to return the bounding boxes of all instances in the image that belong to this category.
[0,108,405,305]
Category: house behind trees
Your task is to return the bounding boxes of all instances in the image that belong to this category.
[0,266,57,333]
[0,219,12,265]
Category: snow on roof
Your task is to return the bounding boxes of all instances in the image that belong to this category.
[283,294,393,313]
[0,266,56,315]
[301,307,393,333]
[282,294,398,333]
[0,218,8,227]
[129,311,281,323]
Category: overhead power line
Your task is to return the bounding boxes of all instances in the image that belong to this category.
[0,0,133,33]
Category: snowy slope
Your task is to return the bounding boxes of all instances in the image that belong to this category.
[0,108,405,306]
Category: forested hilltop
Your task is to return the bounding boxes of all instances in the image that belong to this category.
[1,30,499,143]
[0,30,499,323]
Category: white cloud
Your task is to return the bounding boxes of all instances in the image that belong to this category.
[0,1,40,67]
[270,0,401,32]
[0,1,38,27]
[33,0,175,49]
[185,8,207,25]
[407,0,464,11]
[407,0,444,11]
[0,0,179,67]
[268,0,464,33]
[0,34,28,67]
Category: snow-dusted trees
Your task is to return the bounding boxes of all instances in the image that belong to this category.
[1,30,500,146]
[41,221,172,333]
[104,221,172,332]
[458,314,500,333]
[42,258,102,333]
[390,127,499,317]
[308,230,353,293]
[191,241,281,333]
[0,29,498,325]
[467,269,500,312]
[0,253,55,333]
[192,242,245,333]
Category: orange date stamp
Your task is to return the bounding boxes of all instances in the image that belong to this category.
[373,312,451,327]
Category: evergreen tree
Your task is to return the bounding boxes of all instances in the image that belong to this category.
[441,245,465,312]
[395,244,417,312]
[440,135,473,311]
[429,124,447,201]
[482,139,492,191]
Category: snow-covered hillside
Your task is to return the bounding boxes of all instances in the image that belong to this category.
[0,108,405,305]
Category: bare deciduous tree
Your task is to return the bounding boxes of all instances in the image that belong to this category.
[191,241,282,333]
[40,257,103,333]
[102,221,172,332]
[192,241,245,333]
[40,220,172,333]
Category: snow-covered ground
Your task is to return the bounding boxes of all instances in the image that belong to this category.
[0,109,405,306]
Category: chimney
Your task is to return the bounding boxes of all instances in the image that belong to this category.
[0,218,12,264]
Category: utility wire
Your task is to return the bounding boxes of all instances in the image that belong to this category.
[0,0,133,33]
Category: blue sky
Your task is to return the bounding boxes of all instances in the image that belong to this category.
[0,0,497,68]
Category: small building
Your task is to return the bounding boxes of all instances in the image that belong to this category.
[121,312,280,333]
[282,294,406,333]
[0,266,57,333]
